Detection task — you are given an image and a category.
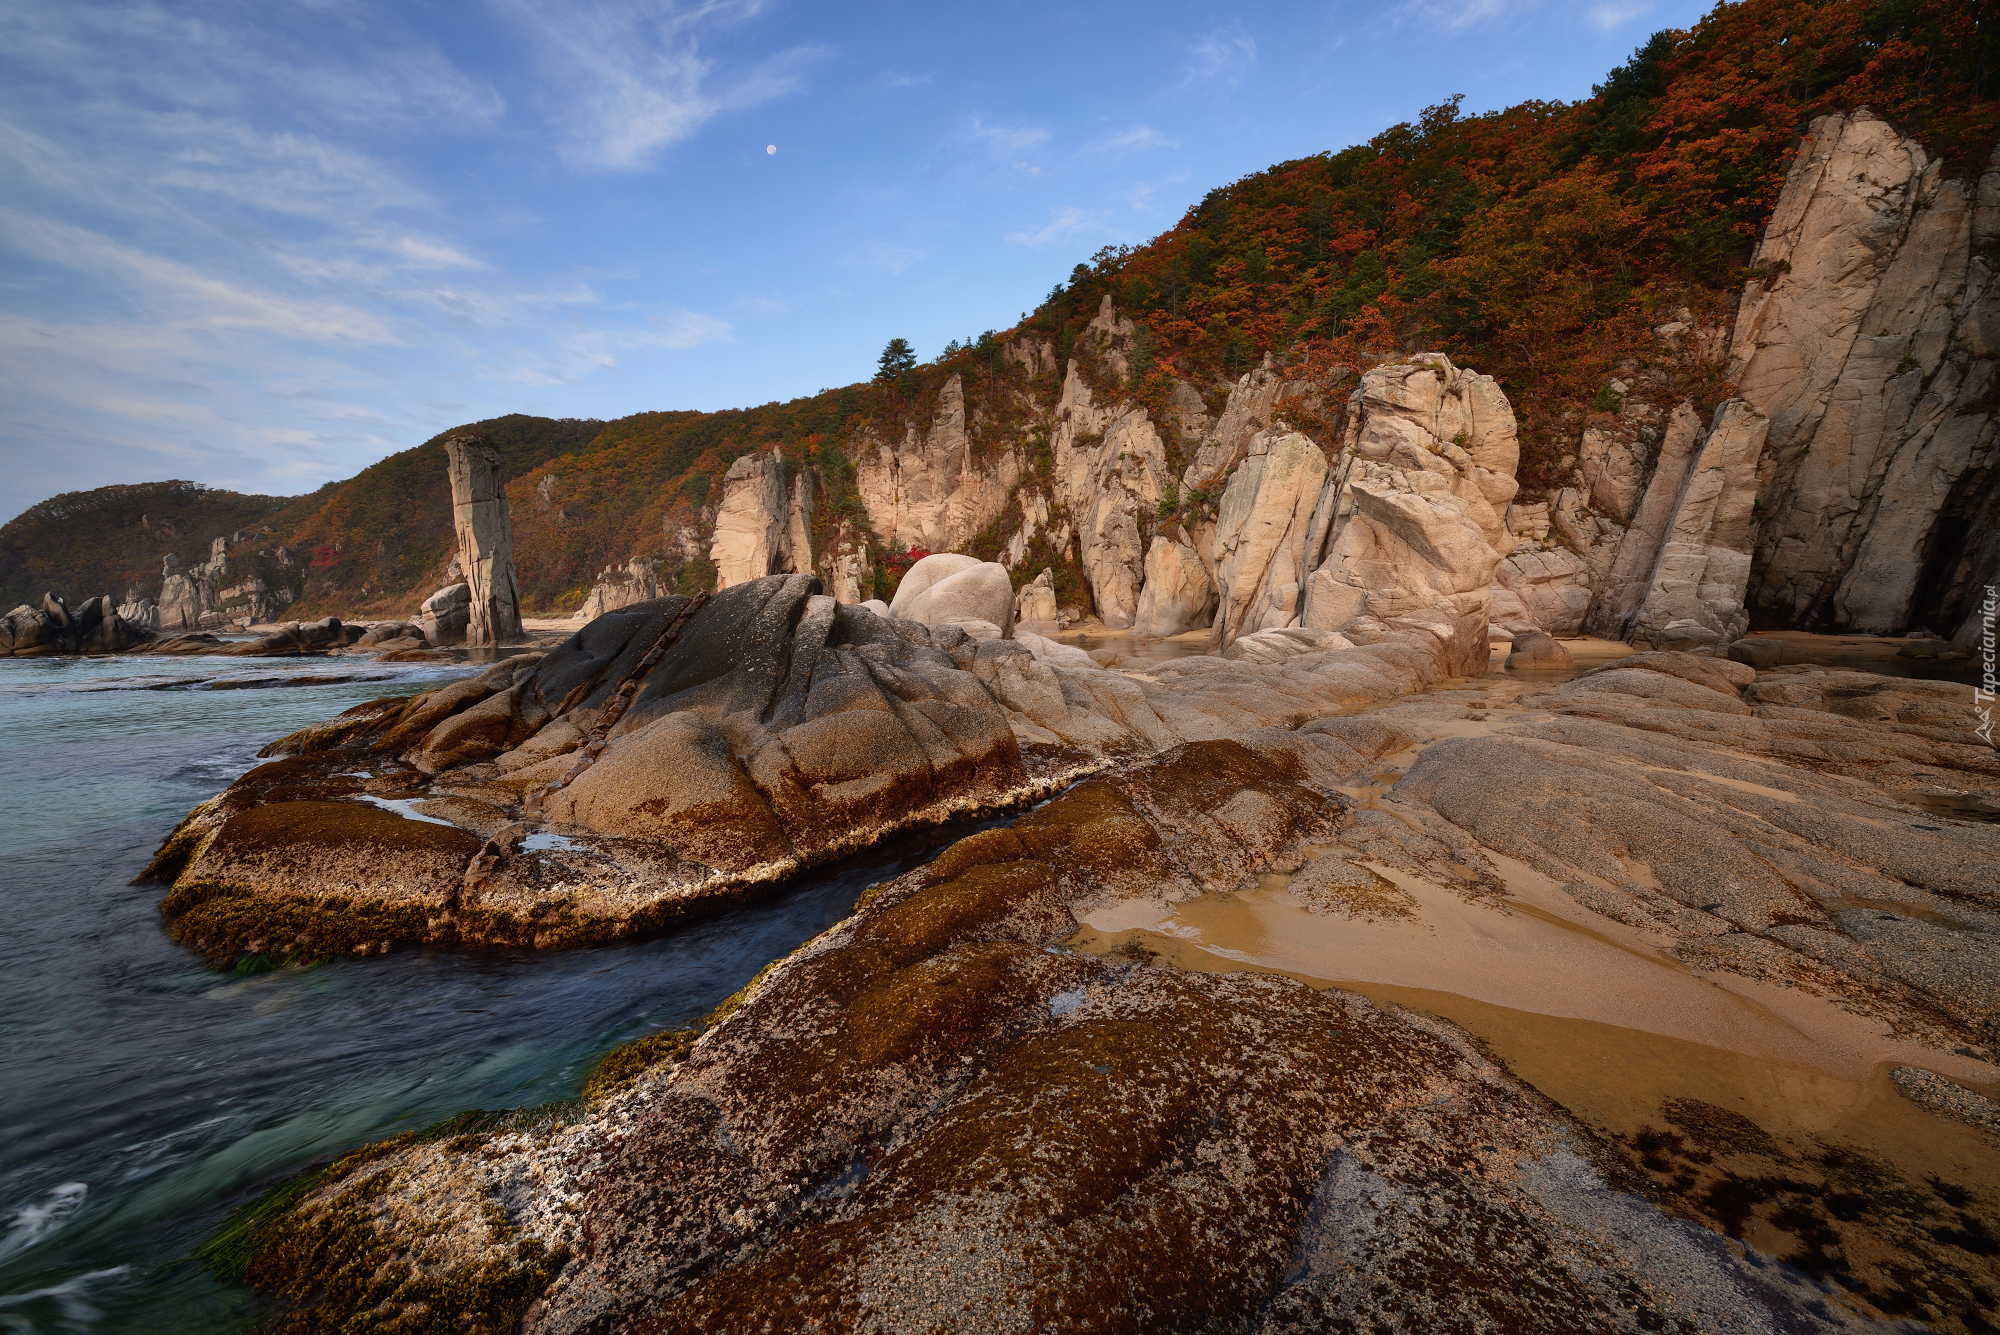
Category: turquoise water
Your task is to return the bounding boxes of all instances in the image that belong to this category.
[0,652,929,1331]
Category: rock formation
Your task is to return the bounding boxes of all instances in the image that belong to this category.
[854,375,1021,554]
[710,451,817,590]
[1132,526,1212,637]
[1291,354,1519,675]
[1509,112,1998,650]
[146,566,1495,966]
[578,557,666,620]
[417,583,471,646]
[444,436,523,645]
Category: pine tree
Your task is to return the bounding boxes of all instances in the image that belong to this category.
[875,338,917,382]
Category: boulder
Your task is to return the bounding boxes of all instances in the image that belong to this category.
[418,583,471,646]
[1504,631,1572,672]
[444,436,523,645]
[2,594,153,655]
[1725,638,1787,669]
[889,555,1015,637]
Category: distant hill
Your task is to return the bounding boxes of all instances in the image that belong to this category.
[0,481,296,611]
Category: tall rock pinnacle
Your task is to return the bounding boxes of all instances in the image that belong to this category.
[444,435,522,645]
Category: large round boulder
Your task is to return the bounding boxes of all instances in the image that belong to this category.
[889,554,1015,638]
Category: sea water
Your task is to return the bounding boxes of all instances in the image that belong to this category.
[0,652,925,1331]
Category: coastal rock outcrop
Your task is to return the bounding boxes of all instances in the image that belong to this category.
[148,566,1491,964]
[1049,335,1173,629]
[444,436,523,646]
[854,375,1020,554]
[1132,527,1213,638]
[223,648,2000,1335]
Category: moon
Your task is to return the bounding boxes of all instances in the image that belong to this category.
[766,144,776,155]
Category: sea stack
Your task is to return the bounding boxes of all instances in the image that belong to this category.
[444,435,522,646]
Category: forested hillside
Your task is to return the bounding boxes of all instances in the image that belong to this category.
[12,0,1992,619]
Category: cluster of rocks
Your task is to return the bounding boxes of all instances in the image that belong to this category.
[0,593,155,655]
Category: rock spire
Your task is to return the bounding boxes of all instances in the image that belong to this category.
[444,435,522,645]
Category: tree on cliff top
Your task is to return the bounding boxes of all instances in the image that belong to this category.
[875,338,917,383]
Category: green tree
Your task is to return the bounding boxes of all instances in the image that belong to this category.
[875,338,917,382]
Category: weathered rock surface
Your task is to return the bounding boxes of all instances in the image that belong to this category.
[1624,400,1771,651]
[1209,430,1328,647]
[1733,113,1999,639]
[578,556,666,620]
[445,435,524,646]
[854,375,1021,555]
[1294,353,1519,674]
[711,450,818,590]
[1011,566,1059,635]
[417,582,471,646]
[1049,343,1173,628]
[1505,630,1572,671]
[1133,526,1213,638]
[226,652,2000,1335]
[149,566,1493,964]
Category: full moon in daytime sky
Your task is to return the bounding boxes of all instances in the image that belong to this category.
[766,144,776,154]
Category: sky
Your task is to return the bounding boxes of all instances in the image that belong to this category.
[0,0,1716,524]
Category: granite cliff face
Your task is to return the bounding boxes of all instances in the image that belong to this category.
[1496,111,2000,652]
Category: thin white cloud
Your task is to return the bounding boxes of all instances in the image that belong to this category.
[844,242,926,275]
[961,117,1051,158]
[647,309,733,348]
[504,0,829,169]
[876,70,933,90]
[1391,0,1517,30]
[1588,1,1650,30]
[1182,26,1257,89]
[1005,207,1103,248]
[1087,125,1177,157]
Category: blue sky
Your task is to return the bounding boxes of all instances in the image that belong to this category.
[0,0,1713,523]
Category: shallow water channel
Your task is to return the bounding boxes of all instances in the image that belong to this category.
[0,652,950,1332]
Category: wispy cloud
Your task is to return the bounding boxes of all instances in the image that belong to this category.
[647,309,733,348]
[1005,207,1103,247]
[1391,0,1517,31]
[1182,26,1257,89]
[1587,1,1650,30]
[1086,125,1177,157]
[877,70,933,90]
[844,241,927,275]
[504,0,829,169]
[961,117,1052,158]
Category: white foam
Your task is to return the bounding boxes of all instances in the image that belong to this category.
[0,1182,86,1262]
